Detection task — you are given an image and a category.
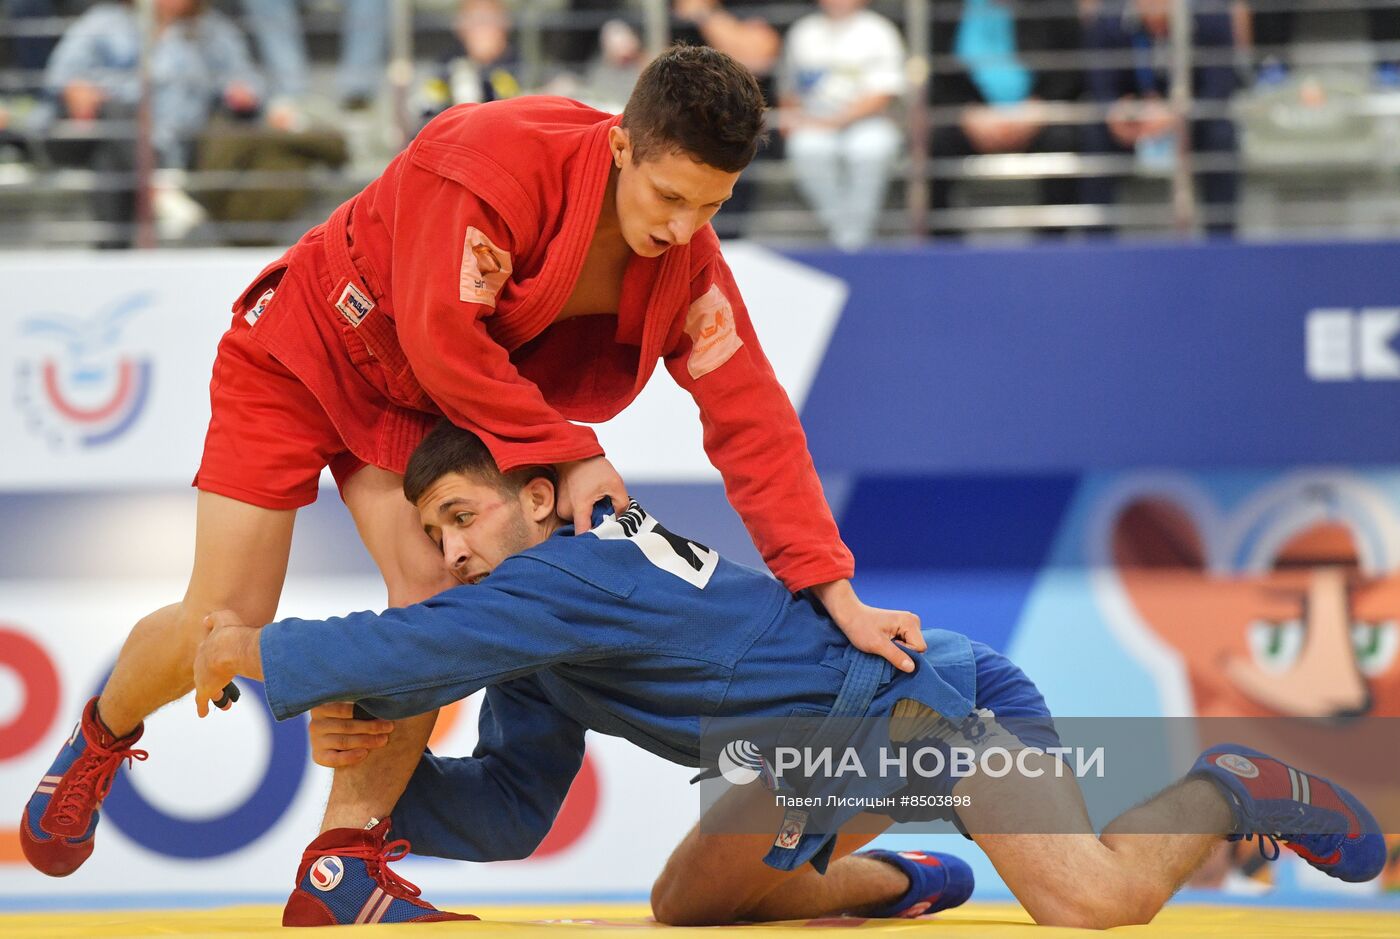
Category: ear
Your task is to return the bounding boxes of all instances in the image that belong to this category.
[607,125,631,168]
[520,476,556,523]
[1111,497,1206,569]
[1110,497,1222,656]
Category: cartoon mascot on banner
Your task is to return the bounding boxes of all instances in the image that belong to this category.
[1094,472,1400,892]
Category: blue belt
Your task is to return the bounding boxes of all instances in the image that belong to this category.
[762,646,890,873]
[760,631,979,873]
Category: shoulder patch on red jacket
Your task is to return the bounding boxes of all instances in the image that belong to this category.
[684,283,744,379]
[460,226,513,307]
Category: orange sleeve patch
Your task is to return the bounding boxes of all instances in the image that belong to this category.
[684,283,744,380]
[459,226,513,307]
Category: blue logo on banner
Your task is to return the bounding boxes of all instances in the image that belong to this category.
[93,672,309,859]
[14,294,155,449]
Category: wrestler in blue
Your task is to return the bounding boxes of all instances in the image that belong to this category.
[194,421,1387,929]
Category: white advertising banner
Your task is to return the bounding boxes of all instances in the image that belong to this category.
[2,251,276,491]
[0,244,845,490]
[0,575,697,899]
[0,243,846,899]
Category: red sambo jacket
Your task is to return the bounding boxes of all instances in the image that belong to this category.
[247,96,853,592]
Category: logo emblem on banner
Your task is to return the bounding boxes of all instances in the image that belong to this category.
[13,294,154,449]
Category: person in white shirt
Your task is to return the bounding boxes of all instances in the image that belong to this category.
[779,0,906,250]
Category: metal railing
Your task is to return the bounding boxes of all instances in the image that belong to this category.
[3,1,1400,247]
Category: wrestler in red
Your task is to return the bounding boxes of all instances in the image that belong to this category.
[20,46,925,922]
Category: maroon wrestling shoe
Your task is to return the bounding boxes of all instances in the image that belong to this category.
[283,818,480,926]
[20,696,147,877]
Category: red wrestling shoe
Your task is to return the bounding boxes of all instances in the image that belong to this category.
[283,818,480,926]
[20,697,147,877]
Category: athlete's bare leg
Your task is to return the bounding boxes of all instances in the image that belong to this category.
[957,751,1233,929]
[319,465,457,832]
[653,749,1235,928]
[650,785,901,926]
[741,845,907,921]
[97,492,297,736]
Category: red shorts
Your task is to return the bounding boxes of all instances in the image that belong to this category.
[194,237,438,510]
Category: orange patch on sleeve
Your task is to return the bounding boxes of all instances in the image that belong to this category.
[684,283,744,379]
[459,226,513,307]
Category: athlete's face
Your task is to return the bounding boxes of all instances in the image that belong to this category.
[608,126,740,257]
[416,472,556,585]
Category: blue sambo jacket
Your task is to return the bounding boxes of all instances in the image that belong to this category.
[258,502,979,871]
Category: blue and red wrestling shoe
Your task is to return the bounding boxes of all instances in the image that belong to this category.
[856,849,975,918]
[283,818,479,926]
[1191,743,1386,883]
[21,696,147,877]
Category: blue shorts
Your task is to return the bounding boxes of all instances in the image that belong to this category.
[967,640,1059,747]
[885,640,1060,824]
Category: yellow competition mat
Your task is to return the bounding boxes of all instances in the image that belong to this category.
[2,902,1399,938]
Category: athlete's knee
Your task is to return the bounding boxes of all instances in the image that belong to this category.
[386,581,450,608]
[384,568,454,607]
[649,872,680,924]
[378,539,454,607]
[650,878,734,927]
[1025,878,1162,930]
[650,898,714,927]
[649,865,686,924]
[128,603,201,654]
[649,851,742,927]
[170,595,278,651]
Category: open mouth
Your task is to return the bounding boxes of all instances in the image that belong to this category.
[649,235,670,251]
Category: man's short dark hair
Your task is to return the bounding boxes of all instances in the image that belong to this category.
[403,420,558,504]
[621,44,766,173]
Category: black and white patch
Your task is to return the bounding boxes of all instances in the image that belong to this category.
[590,502,719,589]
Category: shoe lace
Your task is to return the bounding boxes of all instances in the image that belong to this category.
[51,728,148,828]
[335,837,422,900]
[1240,832,1282,862]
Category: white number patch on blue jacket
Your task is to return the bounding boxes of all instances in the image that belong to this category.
[589,502,719,589]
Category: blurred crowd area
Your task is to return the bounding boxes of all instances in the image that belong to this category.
[2,1,1400,249]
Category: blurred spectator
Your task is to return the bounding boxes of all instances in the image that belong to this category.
[1250,5,1400,87]
[928,0,1083,234]
[4,0,93,73]
[0,94,43,165]
[0,95,20,163]
[675,0,784,239]
[193,115,346,244]
[674,0,782,79]
[539,0,619,69]
[43,0,265,243]
[580,19,645,113]
[46,0,263,167]
[241,0,387,110]
[1081,0,1239,235]
[780,0,905,251]
[416,0,521,123]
